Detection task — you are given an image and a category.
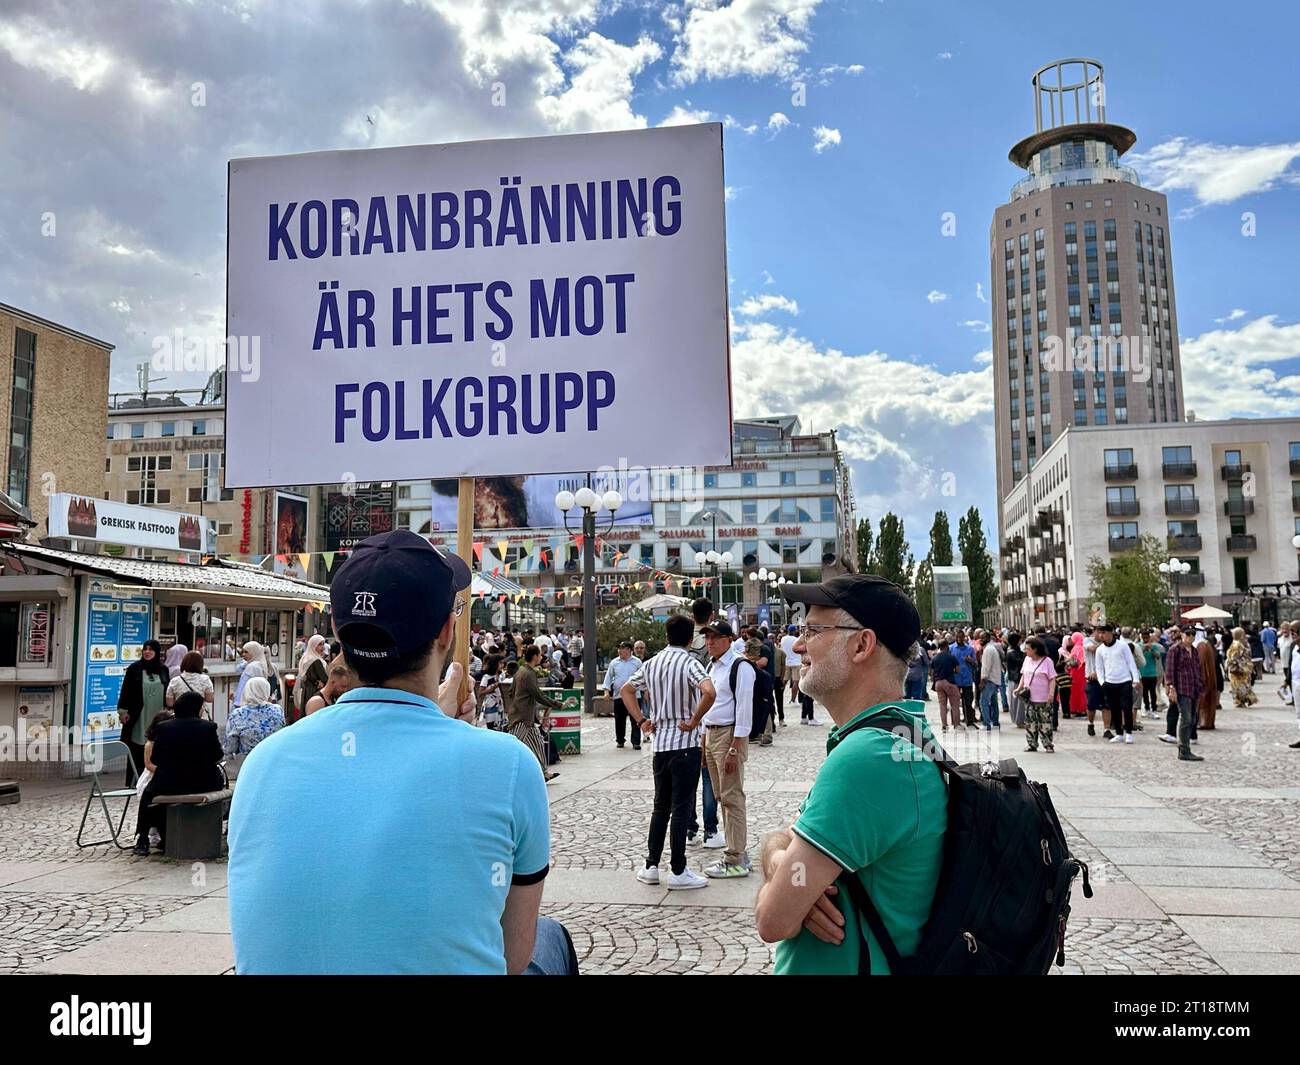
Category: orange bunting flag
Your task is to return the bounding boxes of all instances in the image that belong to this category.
[472,543,484,562]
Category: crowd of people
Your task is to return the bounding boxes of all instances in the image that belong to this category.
[908,618,1297,760]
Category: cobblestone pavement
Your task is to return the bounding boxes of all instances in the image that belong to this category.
[0,892,202,973]
[2,690,1297,975]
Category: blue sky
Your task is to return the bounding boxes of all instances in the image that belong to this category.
[1,0,1297,556]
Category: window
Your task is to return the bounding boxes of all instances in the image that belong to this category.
[1291,442,1300,463]
[820,497,834,522]
[188,487,203,503]
[742,501,757,522]
[156,489,171,505]
[741,472,756,488]
[1165,485,1196,502]
[105,458,111,473]
[639,544,654,563]
[130,423,144,439]
[217,522,234,536]
[220,489,235,502]
[186,453,204,470]
[1163,445,1192,463]
[1109,522,1138,541]
[1233,557,1249,592]
[1106,486,1137,504]
[780,471,796,486]
[192,420,206,435]
[782,542,800,565]
[161,421,175,437]
[704,473,717,488]
[819,468,835,484]
[1167,520,1198,537]
[107,424,114,440]
[1103,448,1134,470]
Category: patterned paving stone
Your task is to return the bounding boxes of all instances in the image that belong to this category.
[0,892,204,973]
[1056,917,1225,975]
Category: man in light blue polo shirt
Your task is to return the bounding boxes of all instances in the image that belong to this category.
[228,530,575,975]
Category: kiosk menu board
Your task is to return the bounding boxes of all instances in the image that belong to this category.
[81,588,154,741]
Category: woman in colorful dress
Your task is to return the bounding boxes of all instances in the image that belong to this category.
[1019,636,1058,752]
[1226,627,1259,707]
[1066,631,1087,717]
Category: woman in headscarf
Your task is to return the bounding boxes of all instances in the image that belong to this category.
[1226,626,1258,708]
[224,676,285,775]
[116,639,170,786]
[293,634,328,722]
[235,641,274,707]
[164,643,188,680]
[1196,628,1220,729]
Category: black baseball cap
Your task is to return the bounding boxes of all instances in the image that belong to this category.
[331,530,471,661]
[780,574,920,659]
[699,620,735,639]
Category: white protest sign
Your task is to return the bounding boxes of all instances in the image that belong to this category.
[225,124,732,488]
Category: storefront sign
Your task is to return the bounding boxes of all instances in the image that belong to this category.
[325,484,395,550]
[48,493,215,553]
[20,601,51,664]
[17,686,56,744]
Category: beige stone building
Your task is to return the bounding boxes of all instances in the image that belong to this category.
[0,302,112,534]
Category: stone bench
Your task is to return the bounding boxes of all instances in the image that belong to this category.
[152,789,233,860]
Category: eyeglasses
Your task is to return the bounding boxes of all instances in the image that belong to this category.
[453,599,466,619]
[797,623,863,640]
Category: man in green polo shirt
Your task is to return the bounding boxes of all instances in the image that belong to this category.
[755,574,947,974]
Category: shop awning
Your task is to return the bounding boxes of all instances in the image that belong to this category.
[2,542,330,605]
[472,570,526,598]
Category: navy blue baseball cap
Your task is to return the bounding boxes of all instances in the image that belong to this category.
[331,530,471,661]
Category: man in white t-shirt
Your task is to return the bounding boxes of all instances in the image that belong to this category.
[536,630,553,658]
[779,625,802,705]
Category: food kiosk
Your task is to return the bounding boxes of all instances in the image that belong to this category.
[0,542,328,779]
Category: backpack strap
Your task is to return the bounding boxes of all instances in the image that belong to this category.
[836,709,957,772]
[837,867,908,976]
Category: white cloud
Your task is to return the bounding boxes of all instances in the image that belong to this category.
[961,320,991,333]
[0,18,113,91]
[812,125,840,152]
[1129,137,1300,207]
[428,0,599,91]
[937,51,953,60]
[1215,308,1247,323]
[975,281,986,304]
[926,290,950,303]
[722,114,758,134]
[659,103,713,126]
[761,269,776,285]
[724,185,738,201]
[1179,315,1300,420]
[731,319,995,550]
[671,0,822,84]
[767,111,790,133]
[972,349,992,364]
[538,33,663,132]
[736,293,799,317]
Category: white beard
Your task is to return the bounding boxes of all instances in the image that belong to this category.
[799,642,852,704]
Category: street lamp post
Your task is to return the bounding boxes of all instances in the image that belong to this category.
[693,511,732,603]
[556,485,622,717]
[748,568,787,627]
[1159,557,1192,624]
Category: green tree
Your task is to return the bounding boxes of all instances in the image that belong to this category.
[928,511,954,567]
[871,512,914,598]
[958,506,998,619]
[855,517,874,575]
[914,558,934,624]
[1084,534,1170,627]
[595,607,670,663]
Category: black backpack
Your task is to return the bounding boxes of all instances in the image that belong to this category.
[835,710,1091,975]
[729,659,773,738]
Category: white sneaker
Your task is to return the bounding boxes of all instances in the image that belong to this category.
[806,719,823,727]
[666,868,709,890]
[1158,734,1177,744]
[1109,734,1125,743]
[1124,734,1134,744]
[702,832,726,849]
[636,865,660,885]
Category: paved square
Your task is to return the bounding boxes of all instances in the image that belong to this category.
[1,691,1297,974]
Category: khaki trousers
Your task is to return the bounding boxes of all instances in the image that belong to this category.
[703,725,748,866]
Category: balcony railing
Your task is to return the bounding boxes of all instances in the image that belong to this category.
[1220,463,1251,482]
[1103,463,1139,481]
[1167,534,1202,551]
[1162,461,1197,478]
[1106,500,1140,516]
[1226,534,1257,551]
[1164,498,1199,515]
[1177,572,1206,588]
[1037,509,1064,528]
[1108,536,1138,552]
[1224,499,1255,516]
[1293,492,1300,513]
[1291,458,1300,475]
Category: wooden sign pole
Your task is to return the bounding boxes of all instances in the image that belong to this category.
[455,477,475,703]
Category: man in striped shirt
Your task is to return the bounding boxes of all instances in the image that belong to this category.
[621,614,717,890]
